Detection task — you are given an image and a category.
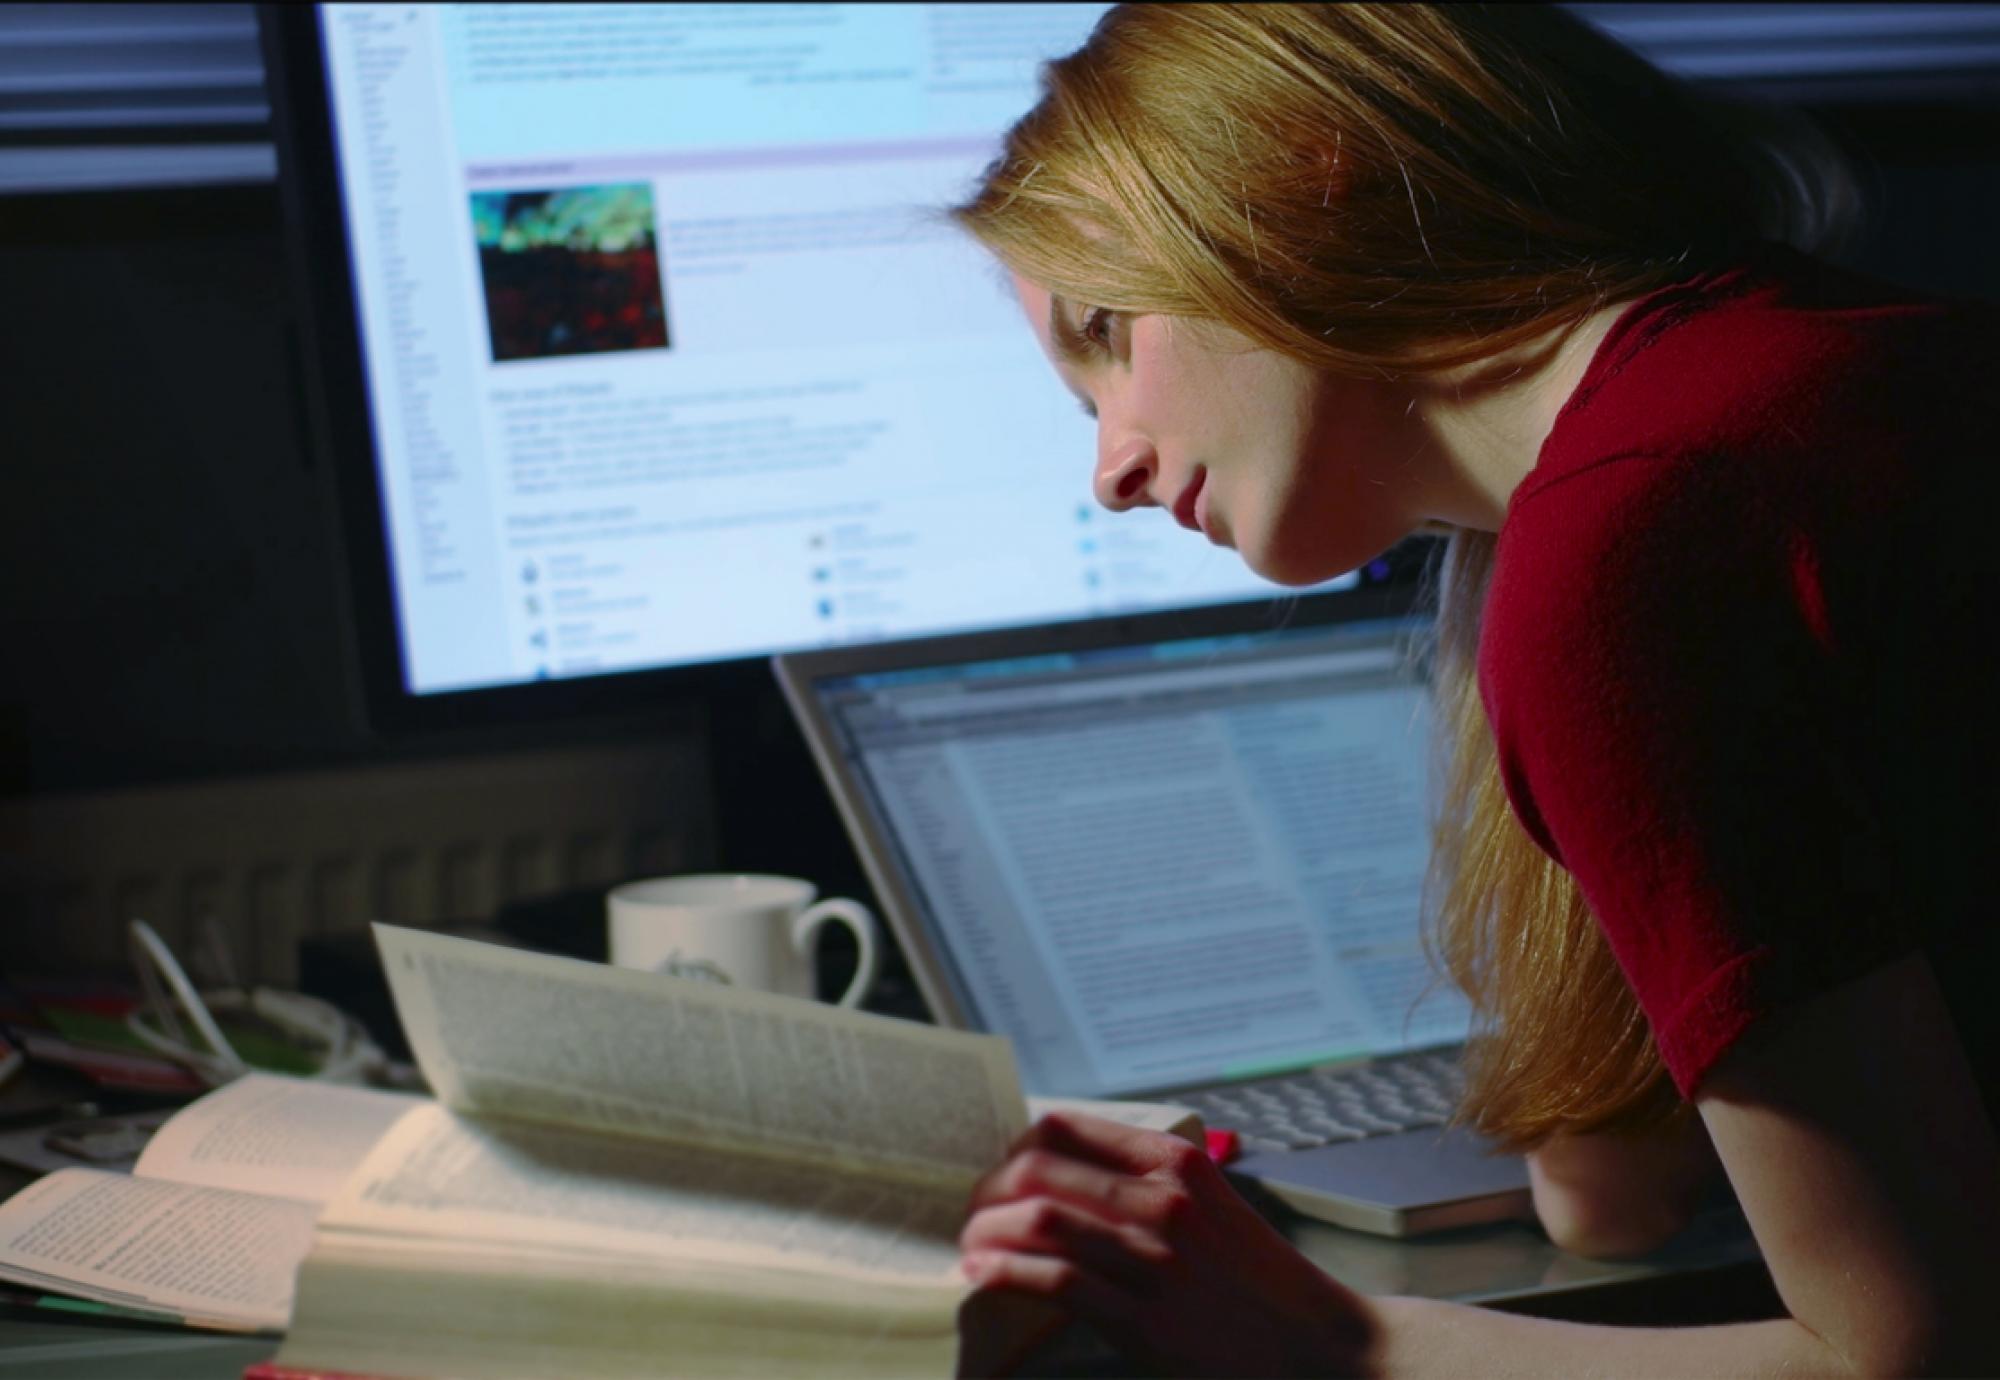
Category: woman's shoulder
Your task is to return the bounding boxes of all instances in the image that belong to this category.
[1488,247,1998,690]
[1525,245,1998,502]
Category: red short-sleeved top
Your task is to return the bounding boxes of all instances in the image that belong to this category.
[1480,244,2000,1100]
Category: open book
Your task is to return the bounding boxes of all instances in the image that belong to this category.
[0,928,1199,1375]
[277,924,1031,1378]
[0,926,1033,1375]
[0,1074,420,1329]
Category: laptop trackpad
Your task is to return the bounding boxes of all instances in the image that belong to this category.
[1230,1127,1534,1237]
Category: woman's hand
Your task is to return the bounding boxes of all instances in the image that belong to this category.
[959,1111,1377,1377]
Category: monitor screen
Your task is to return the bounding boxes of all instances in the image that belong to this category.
[273,3,1355,723]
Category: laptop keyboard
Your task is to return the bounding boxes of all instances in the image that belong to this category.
[1173,1051,1465,1156]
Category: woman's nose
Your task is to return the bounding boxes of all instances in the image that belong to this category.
[1094,437,1158,512]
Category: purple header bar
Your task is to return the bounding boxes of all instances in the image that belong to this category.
[466,135,1000,188]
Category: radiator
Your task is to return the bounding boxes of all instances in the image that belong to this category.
[0,733,713,988]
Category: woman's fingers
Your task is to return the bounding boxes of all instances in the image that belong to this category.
[988,1110,1207,1180]
[1028,1109,1208,1175]
[963,1245,1191,1377]
[962,1196,1172,1295]
[969,1142,1198,1232]
[962,1246,1135,1323]
[958,1116,1380,1375]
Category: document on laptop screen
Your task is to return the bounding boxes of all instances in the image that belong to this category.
[825,624,1472,1098]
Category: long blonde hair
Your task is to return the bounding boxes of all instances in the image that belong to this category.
[953,3,1858,1147]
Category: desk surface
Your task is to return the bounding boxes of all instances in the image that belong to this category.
[0,1191,1762,1379]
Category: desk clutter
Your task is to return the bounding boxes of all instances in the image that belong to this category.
[0,925,1198,1378]
[1,914,414,1114]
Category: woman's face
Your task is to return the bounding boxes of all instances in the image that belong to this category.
[1012,274,1427,586]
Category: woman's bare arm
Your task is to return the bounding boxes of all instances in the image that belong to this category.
[962,952,2000,1378]
[1527,1107,1722,1258]
[1373,951,2000,1377]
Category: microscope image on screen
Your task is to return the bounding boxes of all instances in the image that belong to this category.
[470,184,670,363]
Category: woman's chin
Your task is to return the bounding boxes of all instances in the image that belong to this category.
[1241,512,1426,588]
[1239,540,1363,589]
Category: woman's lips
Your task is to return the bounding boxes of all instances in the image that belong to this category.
[1171,469,1206,534]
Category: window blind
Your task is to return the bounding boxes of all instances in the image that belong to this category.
[1573,3,2000,91]
[2,3,1995,196]
[0,2,269,194]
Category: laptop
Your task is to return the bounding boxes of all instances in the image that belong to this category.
[774,594,1532,1237]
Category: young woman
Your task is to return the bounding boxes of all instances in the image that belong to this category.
[949,5,2000,1375]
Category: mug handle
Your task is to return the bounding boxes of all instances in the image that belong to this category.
[791,898,881,1008]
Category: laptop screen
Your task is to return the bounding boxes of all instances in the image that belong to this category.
[807,616,1472,1099]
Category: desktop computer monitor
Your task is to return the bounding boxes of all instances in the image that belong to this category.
[262,3,1381,734]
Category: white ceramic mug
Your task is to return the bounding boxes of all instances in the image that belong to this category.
[605,874,881,1007]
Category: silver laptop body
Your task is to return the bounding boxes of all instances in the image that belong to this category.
[774,595,1530,1236]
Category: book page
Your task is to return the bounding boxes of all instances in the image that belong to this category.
[1027,1095,1203,1143]
[0,1168,316,1331]
[322,1104,964,1282]
[374,925,1026,1187]
[279,1231,964,1380]
[135,1073,424,1206]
